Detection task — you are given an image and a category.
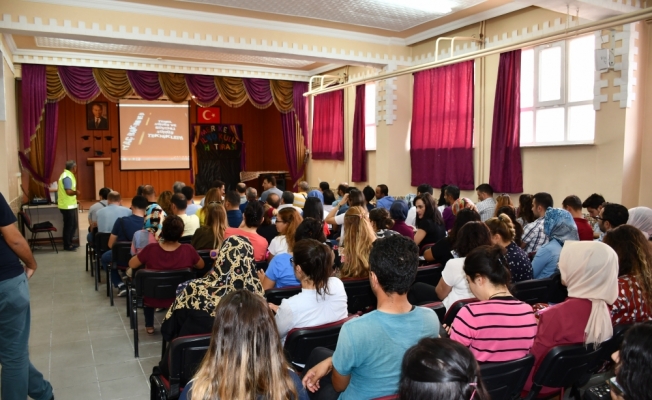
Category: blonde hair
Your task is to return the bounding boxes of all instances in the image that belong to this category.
[188,290,298,400]
[198,188,222,222]
[205,202,228,249]
[493,194,514,217]
[341,206,376,279]
[277,208,303,252]
[485,214,516,242]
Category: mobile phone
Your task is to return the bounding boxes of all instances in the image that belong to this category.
[608,377,625,397]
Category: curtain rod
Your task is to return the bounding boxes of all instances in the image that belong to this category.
[304,7,652,97]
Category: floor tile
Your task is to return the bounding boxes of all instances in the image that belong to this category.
[99,375,149,399]
[96,360,144,382]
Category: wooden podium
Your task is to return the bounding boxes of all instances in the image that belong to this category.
[87,158,111,200]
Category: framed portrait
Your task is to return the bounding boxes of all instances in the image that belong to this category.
[87,101,109,130]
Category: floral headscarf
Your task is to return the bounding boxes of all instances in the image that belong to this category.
[144,203,165,236]
[451,198,478,216]
[544,207,579,245]
[308,190,324,205]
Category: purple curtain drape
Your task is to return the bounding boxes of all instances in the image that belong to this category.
[127,70,164,100]
[312,90,344,160]
[490,50,523,193]
[44,102,59,183]
[281,111,304,185]
[57,66,100,102]
[185,74,219,106]
[293,82,308,147]
[351,84,367,182]
[21,64,46,150]
[242,78,273,108]
[410,61,475,189]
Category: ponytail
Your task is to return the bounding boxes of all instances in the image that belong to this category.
[485,213,516,242]
[463,245,512,286]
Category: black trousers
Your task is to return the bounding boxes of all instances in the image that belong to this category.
[59,209,77,249]
[304,347,339,400]
[407,282,441,305]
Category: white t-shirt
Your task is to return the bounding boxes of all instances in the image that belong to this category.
[269,235,289,255]
[179,214,200,237]
[335,213,345,244]
[441,257,474,310]
[406,206,417,227]
[275,277,349,343]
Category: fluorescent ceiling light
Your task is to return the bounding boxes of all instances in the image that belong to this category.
[378,0,453,13]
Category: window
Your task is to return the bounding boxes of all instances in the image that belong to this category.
[365,82,377,151]
[520,35,595,146]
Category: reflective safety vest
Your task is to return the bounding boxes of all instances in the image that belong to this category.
[57,169,77,210]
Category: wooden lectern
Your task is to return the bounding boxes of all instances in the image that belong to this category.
[87,158,111,200]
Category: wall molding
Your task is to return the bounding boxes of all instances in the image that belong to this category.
[0,34,15,74]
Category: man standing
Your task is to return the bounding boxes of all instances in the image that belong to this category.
[57,160,80,251]
[374,184,395,210]
[260,176,283,203]
[522,192,553,253]
[475,183,496,222]
[0,192,54,400]
[562,195,594,241]
[96,191,131,233]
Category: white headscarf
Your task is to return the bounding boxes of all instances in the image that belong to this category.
[627,207,652,239]
[559,241,618,346]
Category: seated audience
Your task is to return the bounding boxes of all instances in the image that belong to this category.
[447,245,537,362]
[485,214,533,282]
[599,203,629,233]
[442,185,460,231]
[170,193,200,237]
[128,215,204,334]
[331,183,349,207]
[303,196,329,237]
[369,208,398,239]
[269,208,303,259]
[87,187,111,237]
[319,181,336,205]
[562,195,594,241]
[161,235,263,344]
[517,194,536,226]
[96,191,131,233]
[236,182,247,204]
[437,185,449,214]
[294,181,310,209]
[131,203,165,255]
[142,185,158,205]
[279,191,303,214]
[492,193,513,217]
[423,209,481,264]
[196,188,220,224]
[267,193,281,209]
[179,290,308,400]
[157,190,173,216]
[172,181,185,194]
[531,208,579,279]
[628,206,652,240]
[406,184,433,227]
[257,204,279,245]
[522,192,553,254]
[475,183,496,222]
[269,239,348,343]
[359,186,373,211]
[239,187,257,213]
[414,193,446,247]
[525,241,618,393]
[301,235,440,400]
[136,185,145,197]
[326,188,365,244]
[260,218,327,290]
[399,338,490,400]
[452,197,478,217]
[191,202,227,251]
[181,186,200,216]
[495,205,524,246]
[582,193,606,238]
[260,175,284,203]
[340,206,377,279]
[375,184,395,210]
[199,180,225,207]
[224,190,244,228]
[609,322,652,400]
[389,200,415,239]
[307,189,325,206]
[224,201,268,262]
[603,225,652,325]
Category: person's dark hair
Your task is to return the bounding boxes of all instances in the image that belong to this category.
[475,183,494,196]
[181,186,195,203]
[377,184,389,196]
[236,183,246,194]
[437,185,449,207]
[532,192,554,210]
[303,197,324,223]
[517,194,536,225]
[614,321,652,400]
[562,195,583,211]
[266,193,281,209]
[224,191,240,207]
[348,188,365,207]
[363,186,375,203]
[263,175,276,186]
[417,184,434,196]
[292,239,334,297]
[131,195,148,211]
[602,203,629,228]
[582,193,605,210]
[319,182,330,191]
[445,185,461,201]
[454,221,492,257]
[369,234,419,295]
[160,215,184,242]
[495,206,523,246]
[337,184,348,196]
[243,201,264,228]
[464,245,512,287]
[447,209,481,245]
[281,191,294,205]
[399,338,490,400]
[99,187,111,200]
[142,185,155,197]
[369,208,394,231]
[390,200,409,222]
[210,180,225,190]
[170,193,188,211]
[136,185,145,197]
[415,193,444,227]
[294,218,326,243]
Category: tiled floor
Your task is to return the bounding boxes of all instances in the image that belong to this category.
[1,212,163,400]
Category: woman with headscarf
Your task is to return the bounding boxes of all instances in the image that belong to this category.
[628,206,652,240]
[131,203,165,255]
[524,241,618,394]
[531,208,579,279]
[307,189,325,206]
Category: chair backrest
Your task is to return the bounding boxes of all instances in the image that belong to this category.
[94,232,112,253]
[167,334,212,398]
[111,241,132,266]
[134,269,195,300]
[443,298,478,326]
[532,343,602,390]
[265,286,302,306]
[480,355,535,400]
[595,324,632,366]
[419,243,436,256]
[418,302,446,323]
[413,264,443,286]
[196,250,214,278]
[342,278,376,314]
[512,278,554,305]
[179,235,193,244]
[18,211,32,230]
[284,315,358,365]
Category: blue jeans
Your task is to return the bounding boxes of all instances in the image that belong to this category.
[101,250,124,289]
[0,274,53,400]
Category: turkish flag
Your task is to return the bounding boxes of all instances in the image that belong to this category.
[197,107,221,123]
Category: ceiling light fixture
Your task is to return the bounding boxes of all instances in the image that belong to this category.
[378,0,453,13]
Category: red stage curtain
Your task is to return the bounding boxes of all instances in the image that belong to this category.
[410,61,475,189]
[312,90,344,160]
[490,50,523,193]
[351,84,367,182]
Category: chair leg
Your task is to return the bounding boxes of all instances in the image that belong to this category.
[48,231,57,253]
[30,232,36,252]
[90,247,95,277]
[133,298,139,358]
[127,283,134,328]
[86,244,90,271]
[109,266,114,306]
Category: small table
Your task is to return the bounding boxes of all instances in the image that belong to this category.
[87,158,111,200]
[20,203,80,246]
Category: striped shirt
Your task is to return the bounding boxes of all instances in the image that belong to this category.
[449,297,537,362]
